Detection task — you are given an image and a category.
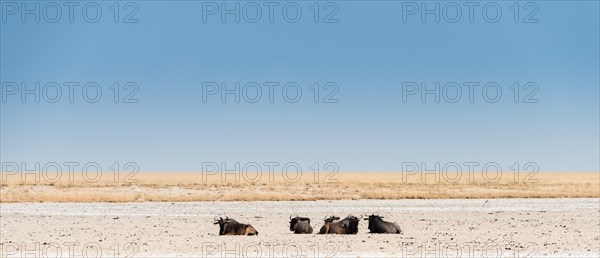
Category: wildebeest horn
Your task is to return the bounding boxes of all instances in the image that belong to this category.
[290,215,293,220]
[359,215,364,219]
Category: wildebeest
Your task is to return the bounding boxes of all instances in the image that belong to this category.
[318,215,361,234]
[318,215,339,234]
[213,216,258,236]
[289,215,313,234]
[364,214,401,234]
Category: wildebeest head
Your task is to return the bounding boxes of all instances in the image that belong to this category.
[340,215,361,234]
[289,215,313,234]
[323,215,340,223]
[364,214,383,231]
[213,216,232,235]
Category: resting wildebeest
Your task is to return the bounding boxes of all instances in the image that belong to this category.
[364,214,401,234]
[289,215,313,234]
[318,215,361,234]
[213,217,258,236]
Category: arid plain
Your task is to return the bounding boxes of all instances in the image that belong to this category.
[1,199,598,257]
[1,172,598,202]
[0,172,599,257]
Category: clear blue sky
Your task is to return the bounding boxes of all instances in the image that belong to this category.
[1,1,598,172]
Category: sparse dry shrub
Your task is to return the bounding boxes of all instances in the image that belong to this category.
[0,172,597,202]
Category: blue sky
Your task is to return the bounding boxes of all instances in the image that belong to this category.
[1,1,598,172]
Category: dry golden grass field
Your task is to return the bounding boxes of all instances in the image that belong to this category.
[1,172,598,202]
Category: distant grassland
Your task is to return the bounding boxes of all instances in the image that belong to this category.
[0,172,598,202]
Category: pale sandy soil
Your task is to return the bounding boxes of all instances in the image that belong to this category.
[0,199,598,257]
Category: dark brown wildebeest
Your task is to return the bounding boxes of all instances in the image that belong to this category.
[318,215,339,234]
[213,216,258,236]
[289,215,313,234]
[318,215,361,234]
[364,214,401,234]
